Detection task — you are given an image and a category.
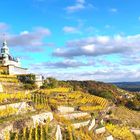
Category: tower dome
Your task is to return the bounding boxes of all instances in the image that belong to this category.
[1,40,9,57]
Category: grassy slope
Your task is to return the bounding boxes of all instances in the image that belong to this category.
[111,106,140,128]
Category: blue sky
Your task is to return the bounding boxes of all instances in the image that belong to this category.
[0,0,140,82]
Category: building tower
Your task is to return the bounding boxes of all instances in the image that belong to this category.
[1,40,9,66]
[1,40,9,56]
[0,39,28,75]
[0,39,21,67]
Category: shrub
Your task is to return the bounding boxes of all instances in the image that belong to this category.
[24,83,37,90]
[41,77,58,89]
[17,74,36,84]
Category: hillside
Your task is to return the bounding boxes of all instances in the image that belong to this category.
[64,80,140,111]
[0,75,140,140]
[64,80,121,99]
[113,82,140,92]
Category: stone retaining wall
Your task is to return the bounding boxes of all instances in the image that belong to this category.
[95,127,106,134]
[32,112,53,127]
[58,106,75,113]
[61,112,89,119]
[73,120,90,129]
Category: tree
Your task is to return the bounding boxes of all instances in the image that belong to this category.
[41,77,58,89]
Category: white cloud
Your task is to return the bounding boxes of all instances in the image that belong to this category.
[96,36,110,44]
[65,0,88,13]
[29,65,140,82]
[0,26,52,52]
[63,26,80,34]
[65,0,94,13]
[138,16,140,21]
[82,44,95,53]
[20,31,29,35]
[32,59,94,69]
[53,34,140,58]
[66,4,85,13]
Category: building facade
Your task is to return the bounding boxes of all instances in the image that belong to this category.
[0,40,27,75]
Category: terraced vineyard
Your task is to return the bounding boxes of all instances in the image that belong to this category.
[0,77,137,140]
[0,75,18,83]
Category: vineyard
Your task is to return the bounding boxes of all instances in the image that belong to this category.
[0,77,138,140]
[0,107,18,118]
[4,122,56,140]
[36,90,108,109]
[0,75,18,83]
[0,92,31,104]
[106,124,134,140]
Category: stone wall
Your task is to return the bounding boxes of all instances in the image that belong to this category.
[106,135,114,140]
[58,106,75,113]
[31,112,53,127]
[73,120,90,129]
[61,112,89,119]
[56,125,62,140]
[88,118,95,131]
[0,123,13,140]
[8,65,27,75]
[95,127,106,134]
[6,59,20,67]
[131,128,140,135]
[0,102,29,114]
[0,118,33,140]
[0,112,54,139]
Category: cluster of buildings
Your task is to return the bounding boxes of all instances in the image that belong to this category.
[0,39,27,75]
[0,39,43,87]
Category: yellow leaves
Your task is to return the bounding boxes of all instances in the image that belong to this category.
[9,120,52,140]
[106,124,134,140]
[38,88,71,95]
[14,131,19,140]
[35,104,48,110]
[23,127,27,140]
[0,74,18,83]
[74,114,91,121]
[67,125,73,140]
[0,75,17,78]
[73,91,108,108]
[54,113,72,126]
[0,92,31,104]
[74,127,92,140]
[0,106,18,118]
[4,131,10,140]
[28,127,33,140]
[79,106,103,111]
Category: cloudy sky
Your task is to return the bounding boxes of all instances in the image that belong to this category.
[0,0,140,82]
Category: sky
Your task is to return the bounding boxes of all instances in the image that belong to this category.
[0,0,140,82]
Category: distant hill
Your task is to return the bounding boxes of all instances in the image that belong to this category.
[62,80,123,101]
[112,82,140,92]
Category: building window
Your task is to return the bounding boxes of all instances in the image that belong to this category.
[1,49,5,53]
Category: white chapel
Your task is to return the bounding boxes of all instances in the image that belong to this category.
[0,40,27,75]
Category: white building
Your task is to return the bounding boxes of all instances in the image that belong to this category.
[0,40,27,75]
[35,74,44,87]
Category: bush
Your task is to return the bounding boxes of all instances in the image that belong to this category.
[41,77,58,89]
[24,84,37,90]
[89,89,114,100]
[17,74,36,84]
